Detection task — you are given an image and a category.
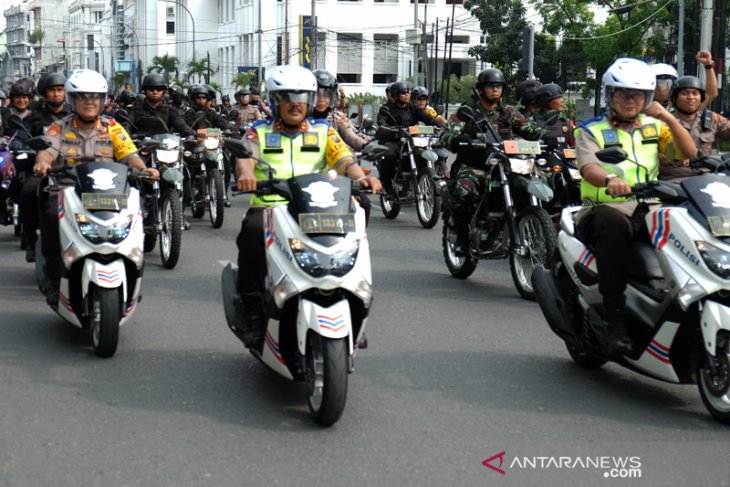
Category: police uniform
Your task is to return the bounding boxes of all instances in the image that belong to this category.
[40,115,139,262]
[236,118,353,294]
[574,113,676,298]
[660,108,730,180]
[234,103,263,126]
[314,108,368,151]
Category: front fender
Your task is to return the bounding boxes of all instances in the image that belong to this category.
[700,300,730,356]
[160,166,184,185]
[513,175,554,202]
[81,259,127,301]
[297,299,353,356]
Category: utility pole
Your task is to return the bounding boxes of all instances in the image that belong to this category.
[206,51,211,84]
[413,0,418,84]
[284,0,289,64]
[699,0,712,85]
[677,0,685,76]
[257,0,262,86]
[311,0,317,69]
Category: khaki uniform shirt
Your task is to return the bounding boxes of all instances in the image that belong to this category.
[234,104,263,126]
[325,109,368,151]
[46,115,138,167]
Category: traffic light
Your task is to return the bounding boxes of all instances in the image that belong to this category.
[518,28,531,72]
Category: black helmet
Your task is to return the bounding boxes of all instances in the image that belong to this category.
[534,83,564,108]
[475,68,506,89]
[390,81,414,96]
[412,86,429,98]
[385,83,393,95]
[168,85,185,99]
[236,87,251,98]
[136,93,146,103]
[37,72,66,97]
[671,76,705,103]
[312,69,338,89]
[204,84,216,102]
[106,85,114,100]
[9,78,34,98]
[222,94,230,102]
[516,80,542,105]
[141,73,167,91]
[117,89,135,106]
[188,84,210,101]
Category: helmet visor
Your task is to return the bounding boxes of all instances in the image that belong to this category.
[275,91,312,104]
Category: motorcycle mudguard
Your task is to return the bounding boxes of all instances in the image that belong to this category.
[81,260,127,300]
[513,176,554,202]
[532,267,580,347]
[700,300,730,356]
[297,299,353,356]
[161,167,184,185]
[221,262,244,332]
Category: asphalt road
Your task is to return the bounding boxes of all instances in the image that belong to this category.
[0,193,728,487]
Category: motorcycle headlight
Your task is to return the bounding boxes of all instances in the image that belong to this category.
[204,138,220,150]
[289,237,359,278]
[412,137,429,148]
[156,149,179,163]
[696,241,730,279]
[75,213,133,245]
[509,158,534,175]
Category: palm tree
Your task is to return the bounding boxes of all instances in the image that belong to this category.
[146,54,180,83]
[185,58,216,84]
[230,71,254,90]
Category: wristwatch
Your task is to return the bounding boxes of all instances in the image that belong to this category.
[705,61,715,70]
[604,174,617,187]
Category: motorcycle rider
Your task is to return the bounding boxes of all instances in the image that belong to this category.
[412,86,447,125]
[233,64,381,348]
[312,69,370,151]
[441,67,543,255]
[168,85,190,116]
[532,83,575,148]
[185,84,229,130]
[249,86,272,118]
[116,89,136,111]
[220,94,232,118]
[650,63,677,109]
[233,87,263,126]
[2,78,35,141]
[376,80,444,196]
[32,69,159,305]
[516,79,542,118]
[659,75,730,181]
[123,74,195,138]
[574,58,696,355]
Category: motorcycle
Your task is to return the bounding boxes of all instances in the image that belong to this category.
[33,157,149,357]
[376,124,449,228]
[442,105,557,300]
[182,128,226,228]
[540,145,582,222]
[532,146,730,423]
[221,138,382,426]
[135,134,185,269]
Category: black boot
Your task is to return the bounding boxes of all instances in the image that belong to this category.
[25,235,36,263]
[603,294,634,356]
[453,224,469,257]
[240,291,266,349]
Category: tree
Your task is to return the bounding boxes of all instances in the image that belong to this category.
[185,58,216,84]
[28,27,44,46]
[111,72,129,94]
[147,54,180,83]
[446,74,477,104]
[231,71,255,90]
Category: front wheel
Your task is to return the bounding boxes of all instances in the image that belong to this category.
[379,192,400,219]
[510,206,558,300]
[698,337,730,424]
[305,333,348,427]
[207,167,225,228]
[442,210,478,279]
[416,173,441,229]
[90,286,121,358]
[160,188,183,269]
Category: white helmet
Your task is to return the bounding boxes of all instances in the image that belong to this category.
[65,68,108,115]
[602,58,655,111]
[265,64,317,118]
[651,63,678,80]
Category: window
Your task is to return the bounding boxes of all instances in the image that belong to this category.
[373,34,397,84]
[337,33,361,83]
[445,35,469,44]
[276,35,283,65]
[374,0,398,3]
[446,0,464,3]
[166,21,175,34]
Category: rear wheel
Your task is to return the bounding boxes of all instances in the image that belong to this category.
[207,167,225,228]
[442,210,477,279]
[305,333,348,427]
[416,173,441,229]
[90,286,121,358]
[160,189,182,269]
[510,207,558,300]
[379,192,400,219]
[698,335,730,424]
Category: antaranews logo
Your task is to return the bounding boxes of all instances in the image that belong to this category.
[482,451,642,479]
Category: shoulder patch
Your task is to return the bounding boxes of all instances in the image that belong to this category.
[48,123,61,137]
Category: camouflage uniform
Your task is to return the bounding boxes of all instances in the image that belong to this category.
[660,108,730,180]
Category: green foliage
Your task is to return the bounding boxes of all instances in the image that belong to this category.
[346,92,384,104]
[28,27,44,45]
[446,74,476,104]
[185,59,216,84]
[111,72,129,93]
[231,71,254,90]
[147,54,180,83]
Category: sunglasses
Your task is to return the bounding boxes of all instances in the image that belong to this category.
[398,90,411,95]
[146,87,165,93]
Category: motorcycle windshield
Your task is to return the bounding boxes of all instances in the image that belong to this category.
[287,173,355,235]
[683,175,730,238]
[150,133,181,150]
[75,162,129,211]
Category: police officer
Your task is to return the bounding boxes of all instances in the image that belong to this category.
[532,83,575,149]
[516,79,542,118]
[659,76,730,181]
[2,78,35,141]
[312,69,370,151]
[32,69,158,305]
[376,80,443,196]
[574,58,696,355]
[233,65,381,348]
[441,68,542,255]
[124,73,195,137]
[249,86,272,118]
[412,86,447,125]
[185,84,229,130]
[234,87,263,126]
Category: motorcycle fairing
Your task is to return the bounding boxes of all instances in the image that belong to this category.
[260,322,294,380]
[700,300,730,356]
[297,299,353,356]
[625,321,681,383]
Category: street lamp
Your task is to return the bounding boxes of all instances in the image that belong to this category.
[159,0,196,63]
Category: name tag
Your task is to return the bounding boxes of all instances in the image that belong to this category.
[602,129,621,147]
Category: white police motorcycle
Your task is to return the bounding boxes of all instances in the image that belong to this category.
[221,138,383,426]
[532,147,730,423]
[35,158,147,358]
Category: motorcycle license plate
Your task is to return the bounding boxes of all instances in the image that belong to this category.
[82,193,128,210]
[299,213,356,234]
[563,148,576,159]
[504,140,541,155]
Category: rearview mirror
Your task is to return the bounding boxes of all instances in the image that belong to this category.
[456,105,475,122]
[595,146,628,165]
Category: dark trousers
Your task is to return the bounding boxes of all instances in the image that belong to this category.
[236,207,267,294]
[39,192,60,259]
[576,204,651,297]
[20,174,41,243]
[377,142,401,192]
